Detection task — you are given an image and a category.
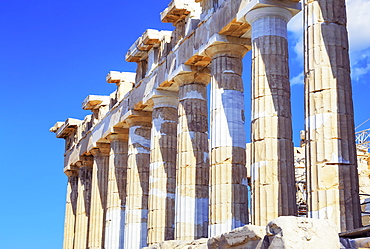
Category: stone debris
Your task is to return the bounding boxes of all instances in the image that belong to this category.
[341,237,370,249]
[147,217,340,249]
[207,225,265,249]
[265,217,340,249]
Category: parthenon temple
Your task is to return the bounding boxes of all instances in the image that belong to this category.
[50,0,370,248]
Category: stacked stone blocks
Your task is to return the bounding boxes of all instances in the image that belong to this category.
[51,0,362,248]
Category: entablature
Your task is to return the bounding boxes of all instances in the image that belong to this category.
[161,0,201,25]
[55,0,302,170]
[126,29,172,63]
[82,95,110,110]
[107,71,136,106]
[54,118,82,139]
[50,118,82,153]
[106,71,136,84]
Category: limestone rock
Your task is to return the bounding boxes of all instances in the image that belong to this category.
[207,225,265,249]
[265,216,340,249]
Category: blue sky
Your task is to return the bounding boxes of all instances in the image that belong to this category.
[1,1,369,248]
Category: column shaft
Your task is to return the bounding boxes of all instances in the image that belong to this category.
[105,131,129,249]
[74,157,93,249]
[304,0,361,231]
[174,71,210,240]
[148,96,178,245]
[124,116,151,249]
[63,170,79,249]
[246,7,296,226]
[88,144,111,249]
[206,43,249,236]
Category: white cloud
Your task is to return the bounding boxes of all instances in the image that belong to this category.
[347,0,370,81]
[347,0,370,52]
[291,72,304,86]
[287,0,370,83]
[351,48,370,81]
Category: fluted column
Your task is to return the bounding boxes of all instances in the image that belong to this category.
[148,96,178,245]
[88,144,111,249]
[245,7,296,226]
[63,169,79,249]
[147,95,178,245]
[74,156,93,249]
[205,43,249,236]
[304,0,361,232]
[105,130,129,249]
[124,115,152,249]
[174,70,210,240]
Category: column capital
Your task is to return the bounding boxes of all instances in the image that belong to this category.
[76,155,94,168]
[245,7,293,24]
[125,113,152,127]
[90,143,111,156]
[173,70,210,87]
[236,1,300,23]
[245,7,293,40]
[65,168,78,177]
[152,95,178,109]
[107,129,129,142]
[205,43,249,59]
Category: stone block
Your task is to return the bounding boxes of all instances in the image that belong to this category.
[340,237,370,249]
[207,225,265,249]
[82,95,110,110]
[264,216,340,249]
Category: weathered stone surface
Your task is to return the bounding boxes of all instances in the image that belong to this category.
[124,116,152,249]
[106,71,136,106]
[105,131,129,249]
[304,0,361,232]
[207,43,249,236]
[148,96,178,245]
[62,170,78,249]
[147,217,340,249]
[341,237,370,249]
[174,70,210,241]
[74,156,93,249]
[88,144,110,249]
[265,216,340,249]
[52,0,364,247]
[146,238,208,249]
[207,225,265,249]
[246,6,296,226]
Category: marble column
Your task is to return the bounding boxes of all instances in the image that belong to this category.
[63,169,79,249]
[124,115,152,249]
[205,43,249,236]
[245,7,296,226]
[74,156,93,249]
[174,70,210,240]
[304,0,361,232]
[88,143,111,249]
[105,129,129,249]
[147,95,178,245]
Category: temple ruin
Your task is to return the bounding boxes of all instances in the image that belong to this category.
[50,0,370,248]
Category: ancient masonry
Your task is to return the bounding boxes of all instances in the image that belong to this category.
[51,0,366,248]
